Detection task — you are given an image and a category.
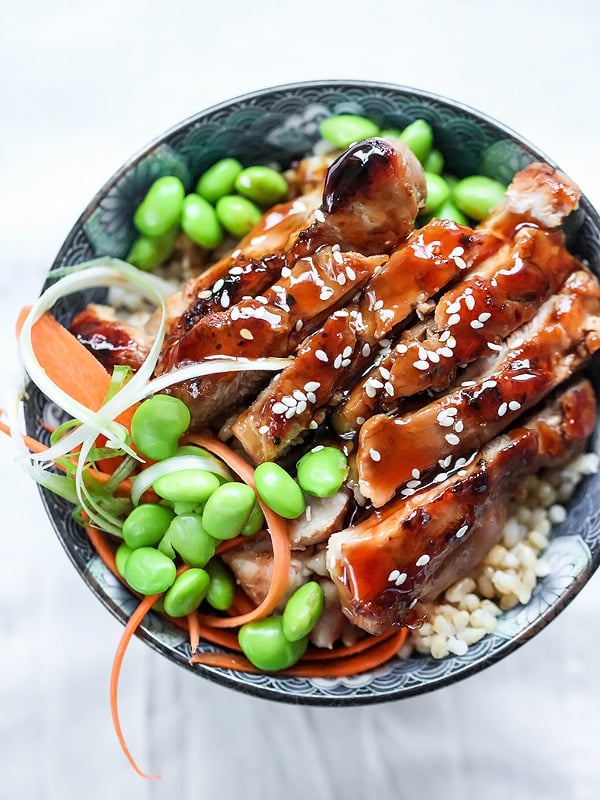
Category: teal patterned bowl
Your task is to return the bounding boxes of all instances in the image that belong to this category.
[29,81,600,704]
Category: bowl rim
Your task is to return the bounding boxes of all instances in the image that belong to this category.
[41,79,600,705]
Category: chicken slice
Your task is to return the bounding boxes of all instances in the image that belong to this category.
[292,138,426,257]
[158,247,386,427]
[287,490,352,549]
[336,226,580,432]
[69,304,153,372]
[327,378,596,634]
[357,268,600,507]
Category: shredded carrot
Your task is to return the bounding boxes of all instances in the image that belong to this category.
[110,592,161,780]
[302,630,398,661]
[215,531,266,555]
[185,433,291,628]
[187,612,201,653]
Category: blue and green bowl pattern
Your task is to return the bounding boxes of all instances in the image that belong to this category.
[28,81,600,704]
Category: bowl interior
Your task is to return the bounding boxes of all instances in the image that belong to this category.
[27,81,600,704]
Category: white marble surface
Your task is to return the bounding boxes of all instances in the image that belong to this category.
[2,1,600,797]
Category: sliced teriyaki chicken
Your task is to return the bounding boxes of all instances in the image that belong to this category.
[484,161,580,236]
[327,379,596,634]
[287,489,352,549]
[357,268,600,507]
[335,226,581,432]
[69,304,153,372]
[157,247,386,427]
[291,138,426,257]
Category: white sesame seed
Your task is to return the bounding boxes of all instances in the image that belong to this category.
[213,278,225,292]
[320,288,335,301]
[509,400,521,411]
[305,505,312,522]
[333,354,343,369]
[231,249,241,258]
[304,381,320,393]
[447,336,457,349]
[395,572,408,586]
[272,402,287,414]
[370,448,381,462]
[388,569,400,582]
[401,488,416,498]
[282,396,296,407]
[285,408,295,419]
[513,373,534,381]
[436,411,454,427]
[333,251,344,266]
[356,416,366,425]
[448,313,461,326]
[385,381,394,396]
[379,339,392,348]
[470,320,484,329]
[259,425,269,435]
[413,360,429,371]
[446,301,461,314]
[416,554,430,567]
[418,346,428,360]
[428,350,440,364]
[315,350,328,362]
[454,420,464,433]
[361,343,371,357]
[457,469,468,477]
[409,598,418,609]
[198,289,212,300]
[440,456,453,468]
[306,392,317,404]
[379,366,391,380]
[295,319,304,332]
[412,468,421,479]
[240,328,254,340]
[438,347,454,358]
[434,472,448,483]
[461,380,477,387]
[449,246,465,258]
[397,344,408,354]
[406,479,421,489]
[487,342,502,351]
[231,307,241,321]
[365,383,377,398]
[445,433,460,446]
[309,420,319,430]
[456,524,469,539]
[482,380,497,389]
[440,330,451,342]
[281,266,292,278]
[346,266,356,280]
[369,379,384,389]
[256,295,268,304]
[464,288,473,295]
[498,402,508,417]
[446,408,458,416]
[465,294,476,311]
[293,389,307,402]
[342,346,353,359]
[293,400,306,415]
[342,358,352,368]
[478,312,491,322]
[373,299,384,311]
[454,256,467,269]
[314,209,325,223]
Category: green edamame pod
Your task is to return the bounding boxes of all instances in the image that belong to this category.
[434,199,468,225]
[319,115,379,149]
[196,158,243,204]
[202,482,257,540]
[238,616,308,671]
[215,195,263,238]
[398,119,433,163]
[235,166,288,206]
[424,173,451,213]
[254,462,305,519]
[296,446,348,498]
[181,194,223,249]
[115,542,133,577]
[282,581,324,642]
[131,395,190,461]
[453,176,506,221]
[205,559,236,611]
[153,469,220,504]
[167,513,217,567]
[163,568,210,617]
[123,546,177,595]
[127,228,177,271]
[122,503,175,549]
[134,176,185,237]
[379,128,404,140]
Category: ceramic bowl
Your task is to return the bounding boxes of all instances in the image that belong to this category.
[26,80,600,704]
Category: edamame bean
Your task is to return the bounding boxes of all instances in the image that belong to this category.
[202,482,256,540]
[434,199,468,225]
[235,166,288,206]
[282,581,324,642]
[253,462,305,519]
[423,148,444,175]
[240,500,265,536]
[181,194,223,249]
[238,616,308,671]
[319,115,379,149]
[424,172,451,213]
[167,513,217,567]
[215,195,262,238]
[398,119,433,163]
[379,128,403,140]
[115,542,133,577]
[196,158,243,204]
[127,228,177,271]
[153,469,220,504]
[131,395,190,461]
[134,176,185,237]
[453,176,506,221]
[122,503,175,549]
[173,501,199,515]
[123,546,177,595]
[205,558,235,611]
[163,568,210,617]
[296,446,348,498]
